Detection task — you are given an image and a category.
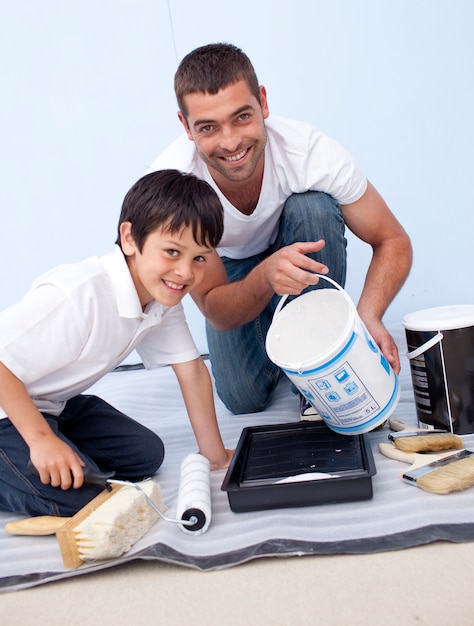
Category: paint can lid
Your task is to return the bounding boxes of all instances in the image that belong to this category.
[402,304,474,331]
[266,289,354,369]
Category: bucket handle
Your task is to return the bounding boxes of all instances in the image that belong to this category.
[406,332,444,360]
[273,274,357,319]
[271,275,361,374]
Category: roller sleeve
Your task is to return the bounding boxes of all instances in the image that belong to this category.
[175,453,212,535]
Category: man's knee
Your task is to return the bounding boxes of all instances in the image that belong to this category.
[281,191,347,286]
[283,191,344,228]
[214,366,281,415]
[216,385,273,415]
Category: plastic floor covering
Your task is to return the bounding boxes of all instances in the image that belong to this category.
[1,325,474,592]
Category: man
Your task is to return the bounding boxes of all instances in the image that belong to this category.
[149,43,412,416]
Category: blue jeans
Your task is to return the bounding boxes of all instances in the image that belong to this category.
[0,394,164,516]
[206,191,347,414]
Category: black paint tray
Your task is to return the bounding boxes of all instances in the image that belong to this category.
[221,421,376,512]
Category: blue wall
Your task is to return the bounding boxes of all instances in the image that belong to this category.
[1,1,473,351]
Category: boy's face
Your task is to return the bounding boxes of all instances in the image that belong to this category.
[120,222,214,309]
[178,80,269,187]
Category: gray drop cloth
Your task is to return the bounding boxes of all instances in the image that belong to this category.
[1,325,474,592]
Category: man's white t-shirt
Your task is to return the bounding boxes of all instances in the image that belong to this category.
[149,115,368,259]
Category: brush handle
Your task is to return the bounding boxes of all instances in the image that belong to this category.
[378,443,418,464]
[5,515,70,535]
[378,443,461,468]
[388,418,449,436]
[389,418,423,433]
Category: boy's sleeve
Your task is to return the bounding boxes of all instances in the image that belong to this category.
[0,283,88,384]
[135,303,200,369]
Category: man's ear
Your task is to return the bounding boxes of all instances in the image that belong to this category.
[119,222,137,256]
[259,85,270,119]
[177,111,193,141]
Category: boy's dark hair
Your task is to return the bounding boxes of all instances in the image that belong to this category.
[174,43,260,119]
[116,169,223,252]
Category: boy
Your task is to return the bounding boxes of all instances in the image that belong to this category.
[0,169,232,517]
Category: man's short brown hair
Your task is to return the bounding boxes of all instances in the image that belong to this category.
[174,43,260,119]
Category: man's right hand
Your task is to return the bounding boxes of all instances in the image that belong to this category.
[262,239,329,295]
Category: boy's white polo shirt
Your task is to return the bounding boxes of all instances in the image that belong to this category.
[0,246,199,418]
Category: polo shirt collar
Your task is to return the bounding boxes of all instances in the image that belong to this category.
[100,246,159,319]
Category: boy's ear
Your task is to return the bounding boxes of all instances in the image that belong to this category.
[119,222,137,256]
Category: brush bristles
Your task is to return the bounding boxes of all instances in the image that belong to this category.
[416,457,474,495]
[394,434,462,454]
[73,482,164,560]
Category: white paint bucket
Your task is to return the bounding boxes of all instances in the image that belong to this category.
[265,276,400,435]
[402,305,474,434]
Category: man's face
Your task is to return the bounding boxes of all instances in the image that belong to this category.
[178,80,269,186]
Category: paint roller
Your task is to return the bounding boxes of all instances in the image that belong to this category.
[5,453,212,568]
[175,452,212,535]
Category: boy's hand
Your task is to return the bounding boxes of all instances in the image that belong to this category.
[29,435,85,490]
[0,362,85,490]
[208,448,234,471]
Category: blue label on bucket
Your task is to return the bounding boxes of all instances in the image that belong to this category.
[302,360,381,426]
[380,353,391,375]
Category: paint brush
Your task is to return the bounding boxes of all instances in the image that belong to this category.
[378,443,474,494]
[388,418,462,453]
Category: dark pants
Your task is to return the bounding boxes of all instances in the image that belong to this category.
[206,191,347,414]
[0,394,164,516]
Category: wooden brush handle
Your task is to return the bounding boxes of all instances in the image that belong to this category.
[389,418,422,433]
[378,443,461,468]
[5,515,70,535]
[378,443,417,464]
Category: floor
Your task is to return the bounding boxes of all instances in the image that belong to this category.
[1,539,473,625]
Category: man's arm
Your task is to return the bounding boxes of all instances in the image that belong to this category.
[191,239,330,330]
[191,180,411,371]
[342,180,413,373]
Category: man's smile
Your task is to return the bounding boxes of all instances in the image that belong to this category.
[222,148,249,163]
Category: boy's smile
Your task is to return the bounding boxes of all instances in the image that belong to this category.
[120,222,213,309]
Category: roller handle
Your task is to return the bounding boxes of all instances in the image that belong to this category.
[27,461,115,488]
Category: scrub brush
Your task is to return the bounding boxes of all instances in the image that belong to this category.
[6,481,165,568]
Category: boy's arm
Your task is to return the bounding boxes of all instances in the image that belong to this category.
[0,361,85,489]
[171,358,232,470]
